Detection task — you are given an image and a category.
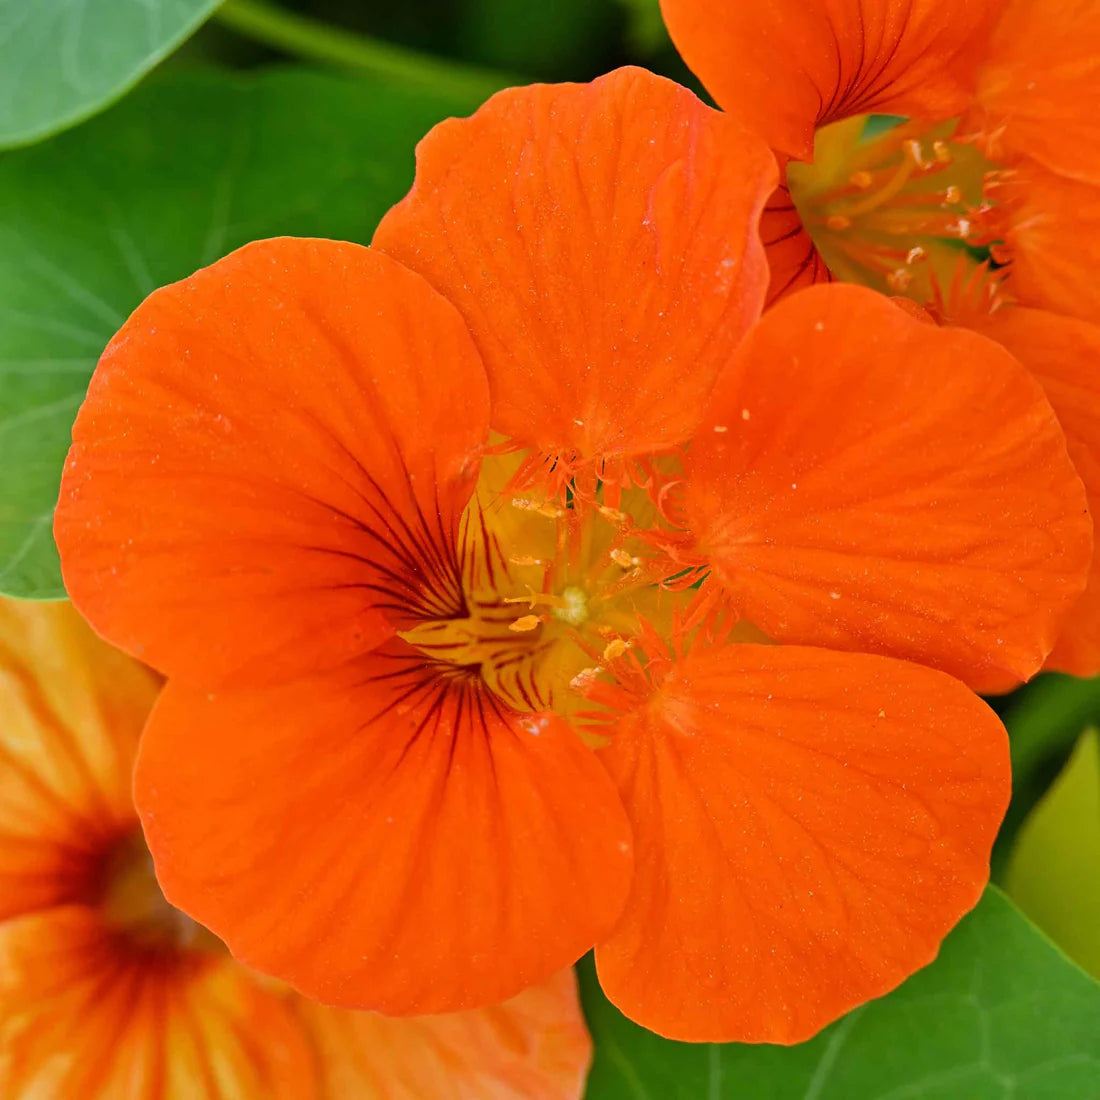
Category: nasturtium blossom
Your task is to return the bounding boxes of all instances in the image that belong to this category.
[55,68,1091,1043]
[660,0,1100,675]
[0,598,591,1099]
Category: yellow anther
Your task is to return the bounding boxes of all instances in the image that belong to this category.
[905,139,930,169]
[511,497,564,519]
[906,246,926,264]
[509,615,542,633]
[949,217,972,240]
[848,169,873,189]
[602,638,630,661]
[943,185,962,205]
[569,666,602,692]
[886,268,912,292]
[610,548,635,569]
[598,505,628,524]
[932,140,952,164]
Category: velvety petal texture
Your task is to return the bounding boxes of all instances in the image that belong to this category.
[296,969,591,1100]
[1002,163,1100,325]
[0,600,158,921]
[596,644,1010,1043]
[970,0,1100,185]
[684,284,1091,692]
[134,642,634,1015]
[55,238,490,687]
[659,0,999,160]
[374,66,776,463]
[972,307,1100,677]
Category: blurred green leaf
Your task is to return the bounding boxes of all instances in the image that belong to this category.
[616,0,668,57]
[0,67,475,598]
[991,672,1100,878]
[580,888,1100,1098]
[454,0,622,79]
[0,0,222,148]
[1006,729,1100,977]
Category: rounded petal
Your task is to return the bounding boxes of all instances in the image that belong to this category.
[684,284,1091,693]
[970,0,1100,185]
[0,906,318,1099]
[374,67,776,462]
[0,599,158,920]
[294,968,591,1100]
[972,306,1100,676]
[659,0,999,160]
[595,644,1009,1043]
[1003,162,1100,324]
[55,238,489,687]
[134,644,634,1015]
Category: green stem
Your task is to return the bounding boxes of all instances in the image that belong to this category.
[215,0,519,105]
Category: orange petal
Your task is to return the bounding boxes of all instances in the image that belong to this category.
[969,0,1100,185]
[294,968,591,1100]
[1001,160,1100,324]
[0,599,159,921]
[0,905,318,1099]
[374,67,776,464]
[970,306,1100,676]
[659,0,999,161]
[684,284,1091,693]
[761,181,833,306]
[134,642,633,1015]
[55,238,489,687]
[595,643,1009,1043]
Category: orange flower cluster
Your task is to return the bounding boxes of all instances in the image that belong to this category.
[662,0,1100,673]
[43,6,1097,1055]
[0,599,590,1098]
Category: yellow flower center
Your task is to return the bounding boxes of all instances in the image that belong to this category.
[399,452,686,720]
[787,115,999,304]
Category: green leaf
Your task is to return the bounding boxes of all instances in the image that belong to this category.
[0,0,222,148]
[0,67,477,598]
[580,888,1100,1098]
[990,672,1100,878]
[1006,729,1100,978]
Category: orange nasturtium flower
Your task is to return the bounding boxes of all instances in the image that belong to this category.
[54,69,1091,1043]
[0,598,591,1099]
[660,0,1100,676]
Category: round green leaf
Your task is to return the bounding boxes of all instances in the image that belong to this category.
[0,0,222,148]
[0,67,477,597]
[580,888,1100,1098]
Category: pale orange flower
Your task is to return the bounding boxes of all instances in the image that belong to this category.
[0,598,591,1099]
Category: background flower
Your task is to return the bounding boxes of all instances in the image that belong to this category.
[0,598,592,1100]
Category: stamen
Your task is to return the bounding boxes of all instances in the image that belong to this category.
[509,615,543,632]
[512,497,564,519]
[569,666,603,692]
